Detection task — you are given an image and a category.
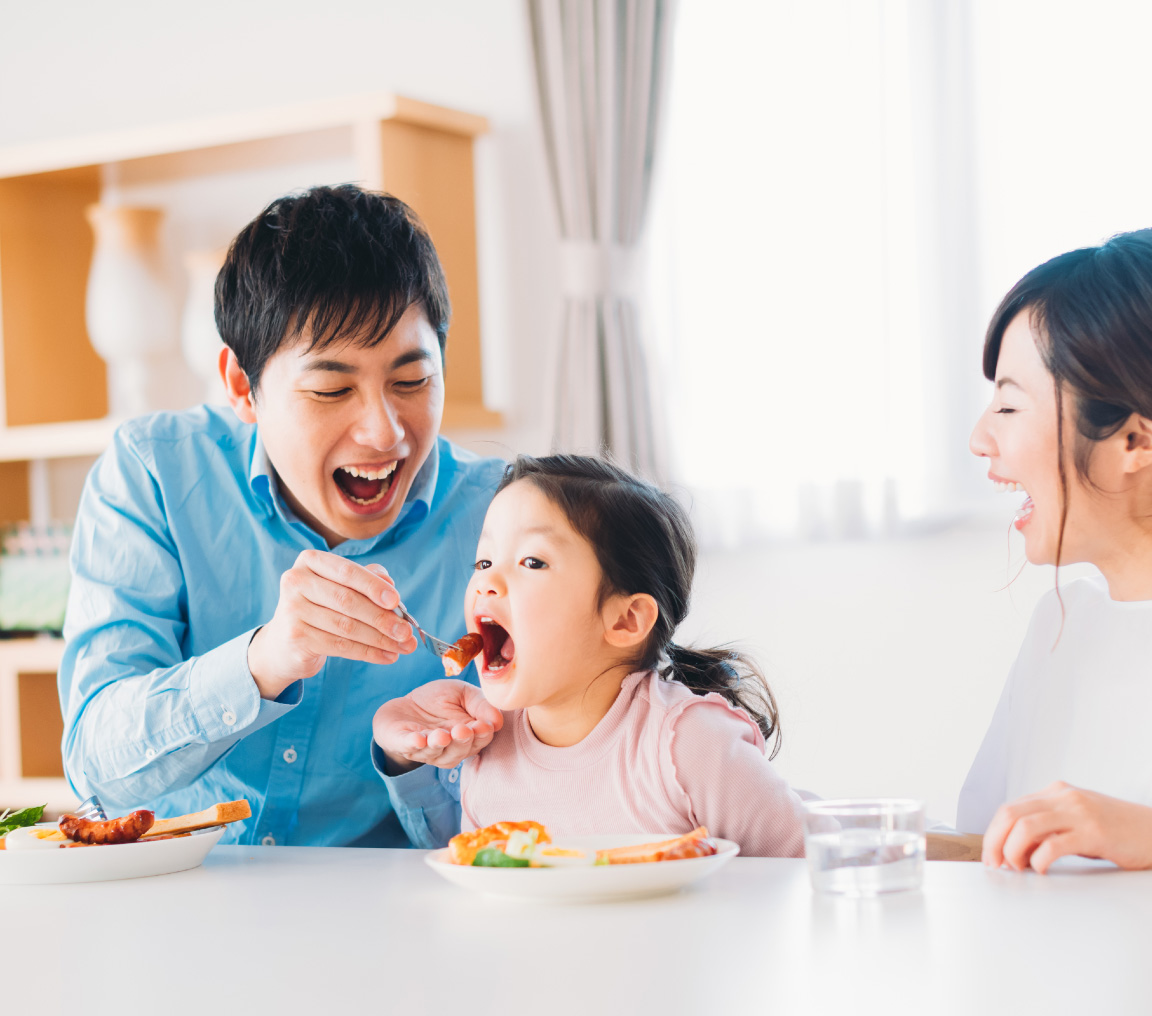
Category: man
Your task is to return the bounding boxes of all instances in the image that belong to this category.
[59,184,503,846]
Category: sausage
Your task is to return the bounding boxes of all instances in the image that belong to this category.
[441,632,484,677]
[58,809,155,845]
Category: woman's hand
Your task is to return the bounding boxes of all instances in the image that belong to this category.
[373,679,504,775]
[982,781,1152,873]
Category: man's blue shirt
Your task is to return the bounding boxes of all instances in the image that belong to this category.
[58,404,504,846]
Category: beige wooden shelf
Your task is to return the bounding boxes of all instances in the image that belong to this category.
[0,637,74,811]
[0,91,502,515]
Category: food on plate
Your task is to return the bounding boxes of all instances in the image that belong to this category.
[441,632,484,676]
[0,798,252,850]
[0,804,45,839]
[447,821,551,865]
[59,809,155,844]
[595,827,718,864]
[445,822,719,867]
[143,799,252,838]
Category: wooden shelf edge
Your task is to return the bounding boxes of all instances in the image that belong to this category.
[0,778,77,813]
[0,636,65,669]
[441,404,504,432]
[0,418,121,462]
[0,93,488,179]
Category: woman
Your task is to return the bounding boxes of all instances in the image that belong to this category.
[960,228,1152,872]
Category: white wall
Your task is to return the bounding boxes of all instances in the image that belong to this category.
[1,0,1068,826]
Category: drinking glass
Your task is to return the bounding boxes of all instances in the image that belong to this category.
[801,798,925,896]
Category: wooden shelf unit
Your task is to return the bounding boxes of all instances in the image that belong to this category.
[0,95,503,803]
[0,637,74,812]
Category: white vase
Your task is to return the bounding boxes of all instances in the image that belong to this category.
[84,204,180,418]
[181,248,229,404]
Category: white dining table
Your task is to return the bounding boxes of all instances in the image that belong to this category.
[4,846,1151,1015]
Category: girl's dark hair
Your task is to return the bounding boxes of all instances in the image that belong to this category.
[215,184,450,394]
[984,228,1152,572]
[497,454,782,757]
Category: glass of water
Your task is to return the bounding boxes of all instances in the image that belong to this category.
[801,798,926,896]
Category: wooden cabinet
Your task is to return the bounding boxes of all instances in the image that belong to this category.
[0,94,501,809]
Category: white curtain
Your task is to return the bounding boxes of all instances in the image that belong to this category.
[527,0,675,480]
[646,0,986,544]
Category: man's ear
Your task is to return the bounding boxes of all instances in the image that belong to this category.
[220,346,257,424]
[1121,414,1152,473]
[603,593,659,652]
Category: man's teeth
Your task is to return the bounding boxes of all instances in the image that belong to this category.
[338,463,397,481]
[994,481,1026,493]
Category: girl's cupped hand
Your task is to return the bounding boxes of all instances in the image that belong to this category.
[372,679,503,775]
[982,781,1152,873]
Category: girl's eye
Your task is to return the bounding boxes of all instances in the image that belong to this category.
[994,408,1017,415]
[395,377,431,391]
[521,557,547,570]
[474,560,491,571]
[312,388,351,399]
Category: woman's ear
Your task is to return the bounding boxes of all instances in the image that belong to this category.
[220,346,257,424]
[1121,414,1152,474]
[603,592,659,652]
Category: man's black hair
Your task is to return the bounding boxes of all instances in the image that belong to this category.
[214,184,450,394]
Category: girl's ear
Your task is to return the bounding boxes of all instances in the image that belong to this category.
[1121,414,1152,474]
[603,593,659,651]
[221,346,257,424]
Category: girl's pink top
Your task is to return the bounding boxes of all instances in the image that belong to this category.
[461,670,805,857]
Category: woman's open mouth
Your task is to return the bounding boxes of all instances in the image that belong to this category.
[1014,494,1034,531]
[333,462,402,515]
[476,616,516,677]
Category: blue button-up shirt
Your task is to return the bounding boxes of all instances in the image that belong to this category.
[59,405,503,846]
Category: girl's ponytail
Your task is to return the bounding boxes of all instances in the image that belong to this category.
[664,644,781,758]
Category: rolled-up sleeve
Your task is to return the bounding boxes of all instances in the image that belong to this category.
[59,429,299,812]
[372,748,462,848]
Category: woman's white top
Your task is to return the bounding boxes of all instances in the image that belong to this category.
[957,574,1152,834]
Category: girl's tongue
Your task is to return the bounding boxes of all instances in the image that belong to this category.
[500,633,515,660]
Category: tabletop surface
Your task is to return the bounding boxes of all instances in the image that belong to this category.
[4,846,1151,1015]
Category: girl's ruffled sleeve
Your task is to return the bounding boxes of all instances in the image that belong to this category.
[662,695,805,857]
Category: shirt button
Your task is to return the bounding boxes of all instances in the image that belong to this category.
[261,835,276,846]
[145,748,157,760]
[282,747,298,764]
[448,768,459,783]
[222,710,237,727]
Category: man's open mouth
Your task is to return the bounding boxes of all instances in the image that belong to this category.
[333,462,400,507]
[477,616,516,674]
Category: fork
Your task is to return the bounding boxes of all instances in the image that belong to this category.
[71,794,108,821]
[392,604,457,658]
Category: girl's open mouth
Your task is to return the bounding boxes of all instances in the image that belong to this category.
[477,617,516,676]
[333,462,402,514]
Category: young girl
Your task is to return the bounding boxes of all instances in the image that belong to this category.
[372,454,804,857]
[961,228,1152,873]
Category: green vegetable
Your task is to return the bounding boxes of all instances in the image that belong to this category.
[472,846,530,868]
[0,804,46,838]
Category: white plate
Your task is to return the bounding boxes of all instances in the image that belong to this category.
[425,833,740,903]
[0,824,226,885]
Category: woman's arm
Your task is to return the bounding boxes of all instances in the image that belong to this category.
[982,781,1152,872]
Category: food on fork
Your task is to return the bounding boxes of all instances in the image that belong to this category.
[441,632,484,676]
[595,827,718,864]
[58,809,155,845]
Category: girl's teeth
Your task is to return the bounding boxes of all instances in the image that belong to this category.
[994,481,1025,494]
